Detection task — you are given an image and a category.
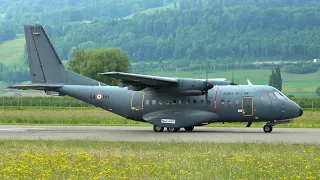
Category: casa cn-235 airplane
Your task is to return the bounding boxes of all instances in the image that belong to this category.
[9,25,303,133]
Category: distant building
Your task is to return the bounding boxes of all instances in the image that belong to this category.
[314,59,320,62]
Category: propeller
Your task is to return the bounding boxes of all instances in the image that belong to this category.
[204,71,213,99]
[230,71,237,85]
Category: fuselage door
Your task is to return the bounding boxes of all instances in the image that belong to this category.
[242,97,254,116]
[131,91,145,111]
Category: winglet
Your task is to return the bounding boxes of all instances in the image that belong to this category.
[247,79,253,85]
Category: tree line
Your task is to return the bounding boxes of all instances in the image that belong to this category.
[283,64,318,74]
[2,0,320,62]
[0,63,29,83]
[44,0,320,62]
[3,0,320,62]
[0,21,16,43]
[1,0,171,31]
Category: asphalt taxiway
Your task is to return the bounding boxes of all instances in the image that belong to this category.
[0,126,320,144]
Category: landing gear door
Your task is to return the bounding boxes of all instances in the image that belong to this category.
[242,97,254,116]
[131,91,145,111]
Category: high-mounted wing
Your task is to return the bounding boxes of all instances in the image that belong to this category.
[102,72,232,95]
[101,72,178,88]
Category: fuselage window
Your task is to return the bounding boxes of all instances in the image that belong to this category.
[207,100,211,105]
[165,100,170,105]
[186,100,190,104]
[228,99,232,104]
[172,100,177,105]
[193,100,197,104]
[221,99,225,104]
[269,93,277,100]
[159,100,163,105]
[200,100,204,104]
[235,99,239,104]
[152,100,156,105]
[145,100,150,105]
[179,100,183,104]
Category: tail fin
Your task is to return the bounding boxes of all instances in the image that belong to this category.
[24,25,65,83]
[24,24,102,86]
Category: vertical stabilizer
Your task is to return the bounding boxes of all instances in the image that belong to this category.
[24,25,65,84]
[24,24,103,86]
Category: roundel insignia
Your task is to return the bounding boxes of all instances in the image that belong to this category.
[95,93,103,100]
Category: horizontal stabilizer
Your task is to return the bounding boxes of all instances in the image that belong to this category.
[7,84,63,91]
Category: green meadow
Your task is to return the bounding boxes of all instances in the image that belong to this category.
[0,141,319,179]
[151,69,320,97]
[0,35,25,68]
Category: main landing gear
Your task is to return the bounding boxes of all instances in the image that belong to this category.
[153,125,164,132]
[167,127,180,132]
[152,125,195,132]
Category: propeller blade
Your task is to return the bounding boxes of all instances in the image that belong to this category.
[232,71,234,83]
[229,71,237,85]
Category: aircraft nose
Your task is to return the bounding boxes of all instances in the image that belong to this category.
[299,108,303,117]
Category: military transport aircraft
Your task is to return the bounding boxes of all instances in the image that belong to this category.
[9,25,303,133]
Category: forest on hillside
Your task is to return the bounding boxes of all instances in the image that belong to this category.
[1,0,320,63]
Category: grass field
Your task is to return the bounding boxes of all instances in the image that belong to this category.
[0,107,319,128]
[0,35,25,68]
[151,70,320,97]
[0,141,319,179]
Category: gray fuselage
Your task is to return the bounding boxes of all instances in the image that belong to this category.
[58,84,302,128]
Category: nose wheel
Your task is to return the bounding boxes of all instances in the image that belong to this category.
[263,125,273,133]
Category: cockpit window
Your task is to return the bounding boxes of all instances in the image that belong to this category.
[261,93,270,101]
[269,92,277,100]
[274,92,288,100]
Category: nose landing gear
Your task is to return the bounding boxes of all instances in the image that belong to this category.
[263,120,292,133]
[263,125,273,133]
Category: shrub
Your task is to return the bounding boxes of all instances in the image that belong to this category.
[283,64,318,74]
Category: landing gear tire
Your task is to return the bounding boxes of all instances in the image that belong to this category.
[263,125,273,133]
[153,125,164,132]
[167,127,180,132]
[184,126,194,132]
